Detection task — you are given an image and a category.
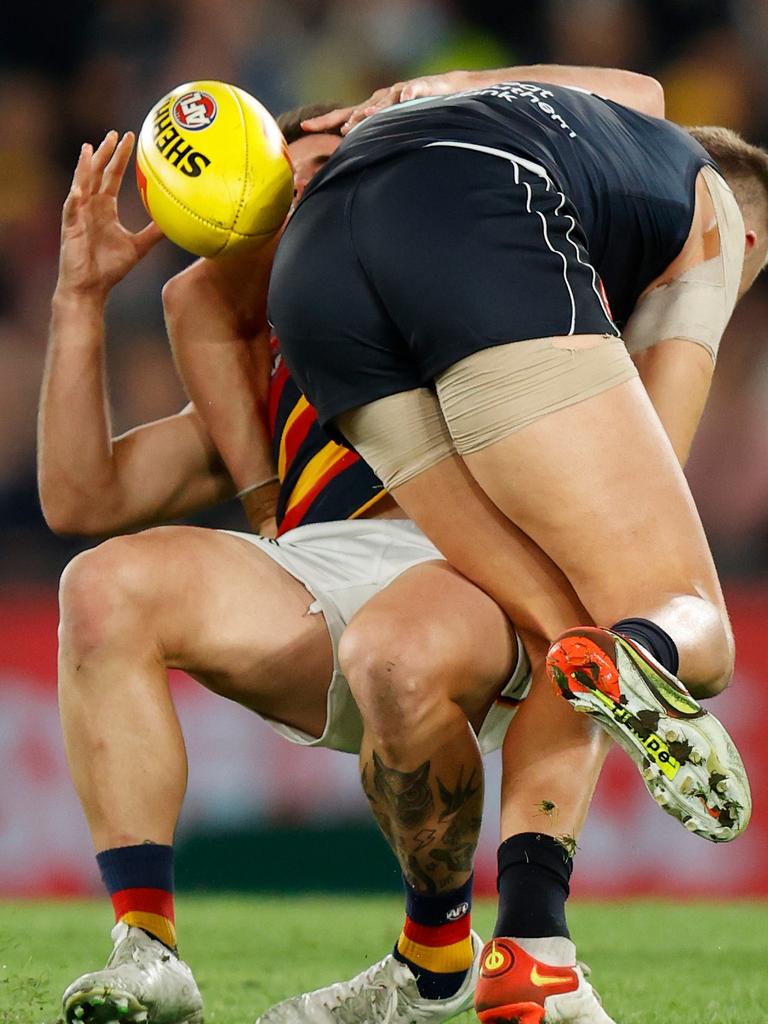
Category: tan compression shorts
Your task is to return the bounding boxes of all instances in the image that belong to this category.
[338,333,638,489]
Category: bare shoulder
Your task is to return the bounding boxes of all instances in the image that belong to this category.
[641,169,719,295]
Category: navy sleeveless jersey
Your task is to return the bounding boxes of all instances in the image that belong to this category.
[302,82,719,324]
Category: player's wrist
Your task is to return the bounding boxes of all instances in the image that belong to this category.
[235,475,279,500]
[239,478,280,529]
[458,68,499,90]
[456,69,481,89]
[239,479,279,507]
[256,514,278,539]
[428,70,476,95]
[52,284,109,311]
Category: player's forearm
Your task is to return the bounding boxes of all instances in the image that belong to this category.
[163,274,276,501]
[40,292,232,536]
[460,65,665,117]
[38,290,119,533]
[632,339,714,465]
[103,408,238,533]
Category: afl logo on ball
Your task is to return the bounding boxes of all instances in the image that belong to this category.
[172,91,218,131]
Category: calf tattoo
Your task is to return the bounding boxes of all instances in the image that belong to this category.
[362,750,483,891]
[372,750,435,829]
[437,766,481,820]
[361,762,394,843]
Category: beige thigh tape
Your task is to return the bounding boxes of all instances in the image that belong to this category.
[623,166,744,362]
[337,388,455,491]
[437,334,638,455]
[337,336,637,487]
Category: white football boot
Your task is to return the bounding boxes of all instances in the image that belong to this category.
[254,930,482,1024]
[62,922,204,1023]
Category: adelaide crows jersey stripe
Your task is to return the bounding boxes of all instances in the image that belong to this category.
[269,335,386,534]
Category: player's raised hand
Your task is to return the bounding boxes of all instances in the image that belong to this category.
[57,130,164,300]
[302,70,474,136]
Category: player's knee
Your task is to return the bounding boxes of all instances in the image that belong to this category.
[688,617,735,699]
[680,599,735,699]
[58,538,158,660]
[340,620,463,756]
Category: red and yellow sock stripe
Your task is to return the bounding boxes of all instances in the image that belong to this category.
[112,887,176,949]
[397,915,474,974]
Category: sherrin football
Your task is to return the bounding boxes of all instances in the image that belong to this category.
[136,80,294,257]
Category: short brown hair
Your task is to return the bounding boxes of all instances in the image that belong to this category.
[277,102,344,144]
[688,125,768,219]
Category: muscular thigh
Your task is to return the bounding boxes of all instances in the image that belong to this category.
[108,526,333,735]
[344,559,517,728]
[461,375,726,623]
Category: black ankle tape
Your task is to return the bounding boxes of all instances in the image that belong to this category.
[611,617,679,675]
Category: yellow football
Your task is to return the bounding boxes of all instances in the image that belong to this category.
[136,80,294,257]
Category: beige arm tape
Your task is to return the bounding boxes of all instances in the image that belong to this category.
[623,166,744,362]
[236,475,279,499]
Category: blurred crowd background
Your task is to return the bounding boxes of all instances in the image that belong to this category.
[2,0,768,584]
[2,0,768,901]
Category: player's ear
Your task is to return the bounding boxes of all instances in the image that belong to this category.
[744,228,758,253]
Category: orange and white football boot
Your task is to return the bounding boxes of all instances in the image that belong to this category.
[547,626,750,843]
[474,938,615,1024]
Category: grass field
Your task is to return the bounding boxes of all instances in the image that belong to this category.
[1,896,767,1023]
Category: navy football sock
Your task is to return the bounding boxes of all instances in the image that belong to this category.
[97,843,176,949]
[611,617,679,675]
[494,833,572,939]
[393,875,474,999]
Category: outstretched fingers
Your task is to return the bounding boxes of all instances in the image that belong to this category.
[342,102,385,133]
[62,144,93,226]
[70,142,93,193]
[301,105,354,134]
[100,131,135,197]
[301,80,417,135]
[90,130,120,190]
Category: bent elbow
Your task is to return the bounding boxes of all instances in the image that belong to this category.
[41,502,85,537]
[38,480,70,535]
[162,261,206,322]
[39,489,114,538]
[161,276,184,325]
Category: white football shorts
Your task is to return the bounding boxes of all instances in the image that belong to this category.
[225,518,530,754]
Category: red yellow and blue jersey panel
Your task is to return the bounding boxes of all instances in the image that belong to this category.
[268,335,387,535]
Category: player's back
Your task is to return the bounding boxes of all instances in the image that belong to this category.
[304,83,718,324]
